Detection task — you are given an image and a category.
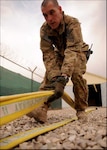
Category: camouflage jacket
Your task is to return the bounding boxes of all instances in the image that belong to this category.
[40,13,89,80]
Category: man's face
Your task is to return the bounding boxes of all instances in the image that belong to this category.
[41,1,63,29]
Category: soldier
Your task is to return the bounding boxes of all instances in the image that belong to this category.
[27,0,89,123]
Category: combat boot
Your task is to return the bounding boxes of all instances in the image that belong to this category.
[76,110,88,122]
[27,103,49,123]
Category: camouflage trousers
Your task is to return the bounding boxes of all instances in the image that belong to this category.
[39,52,88,111]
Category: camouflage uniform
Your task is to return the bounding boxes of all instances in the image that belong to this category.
[40,12,89,111]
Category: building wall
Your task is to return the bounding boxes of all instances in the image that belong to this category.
[101,82,107,107]
[62,85,74,108]
[62,82,106,108]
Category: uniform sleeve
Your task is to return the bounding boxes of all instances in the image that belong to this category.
[40,27,61,80]
[61,18,85,76]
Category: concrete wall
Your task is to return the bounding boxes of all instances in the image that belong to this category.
[101,82,107,107]
[62,85,74,108]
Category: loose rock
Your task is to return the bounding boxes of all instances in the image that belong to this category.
[0,107,106,149]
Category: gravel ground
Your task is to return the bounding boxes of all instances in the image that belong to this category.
[0,107,107,149]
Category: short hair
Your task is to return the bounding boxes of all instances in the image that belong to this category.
[41,0,59,7]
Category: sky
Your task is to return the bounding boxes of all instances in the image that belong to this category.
[0,0,106,82]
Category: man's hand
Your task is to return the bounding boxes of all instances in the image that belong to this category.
[47,76,69,103]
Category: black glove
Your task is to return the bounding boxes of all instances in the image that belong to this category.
[43,77,58,90]
[47,76,69,103]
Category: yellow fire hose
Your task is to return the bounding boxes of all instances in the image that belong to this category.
[0,91,54,126]
[0,91,97,149]
[0,91,75,126]
[0,108,96,150]
[0,117,77,149]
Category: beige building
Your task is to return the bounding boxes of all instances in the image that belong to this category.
[67,72,106,85]
[62,72,106,108]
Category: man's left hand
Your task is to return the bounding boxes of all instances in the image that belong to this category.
[47,76,69,103]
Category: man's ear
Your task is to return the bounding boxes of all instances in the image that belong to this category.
[58,6,62,12]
